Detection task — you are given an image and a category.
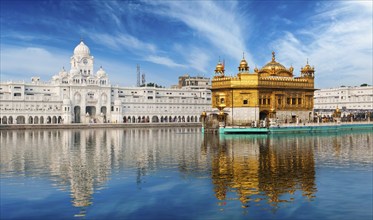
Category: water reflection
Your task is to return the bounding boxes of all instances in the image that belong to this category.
[203,132,372,211]
[0,128,204,216]
[1,128,372,218]
[204,134,316,210]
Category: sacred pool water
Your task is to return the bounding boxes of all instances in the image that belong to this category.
[1,128,372,220]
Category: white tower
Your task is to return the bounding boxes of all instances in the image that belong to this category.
[70,40,94,79]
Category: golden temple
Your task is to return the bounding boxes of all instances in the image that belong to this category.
[210,52,315,125]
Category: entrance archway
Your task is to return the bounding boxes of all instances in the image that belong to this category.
[86,106,96,117]
[16,116,25,124]
[52,116,57,124]
[28,116,33,124]
[2,116,7,124]
[259,111,269,120]
[101,106,107,122]
[152,116,159,123]
[74,106,81,123]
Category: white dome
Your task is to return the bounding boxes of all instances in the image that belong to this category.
[73,41,90,56]
[96,66,107,78]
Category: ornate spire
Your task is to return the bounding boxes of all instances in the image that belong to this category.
[215,57,225,76]
[272,51,276,62]
[301,58,315,78]
[238,52,249,72]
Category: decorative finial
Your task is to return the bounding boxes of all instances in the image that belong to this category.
[272,51,275,62]
[306,58,309,65]
[243,51,245,59]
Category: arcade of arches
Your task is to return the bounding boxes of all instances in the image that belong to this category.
[122,115,201,123]
[0,114,201,124]
[1,115,63,124]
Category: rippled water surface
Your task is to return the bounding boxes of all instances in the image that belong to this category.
[1,128,372,220]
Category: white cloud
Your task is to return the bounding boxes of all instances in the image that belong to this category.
[145,55,186,68]
[88,33,188,71]
[89,33,156,53]
[185,47,211,74]
[0,45,69,81]
[146,1,252,62]
[94,57,137,87]
[272,1,373,88]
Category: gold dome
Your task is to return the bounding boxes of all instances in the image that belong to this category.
[301,60,314,72]
[300,59,315,78]
[239,59,248,68]
[238,52,249,72]
[215,59,225,75]
[216,62,223,71]
[261,51,286,72]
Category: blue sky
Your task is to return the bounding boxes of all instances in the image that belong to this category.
[1,0,372,88]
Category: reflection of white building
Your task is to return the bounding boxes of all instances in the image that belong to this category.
[314,86,373,115]
[0,128,205,211]
[0,41,212,124]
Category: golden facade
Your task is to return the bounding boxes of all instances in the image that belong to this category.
[211,52,315,125]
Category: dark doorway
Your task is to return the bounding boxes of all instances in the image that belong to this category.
[86,106,96,117]
[259,111,268,120]
[101,106,107,122]
[74,106,81,123]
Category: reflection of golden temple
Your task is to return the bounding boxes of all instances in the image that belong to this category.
[207,52,315,126]
[332,106,342,122]
[206,135,318,208]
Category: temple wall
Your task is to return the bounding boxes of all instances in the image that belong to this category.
[224,107,259,126]
[275,110,313,123]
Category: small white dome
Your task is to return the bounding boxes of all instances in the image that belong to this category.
[73,41,90,56]
[96,66,107,78]
[59,67,68,77]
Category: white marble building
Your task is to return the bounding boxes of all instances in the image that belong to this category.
[314,85,373,116]
[0,41,212,124]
